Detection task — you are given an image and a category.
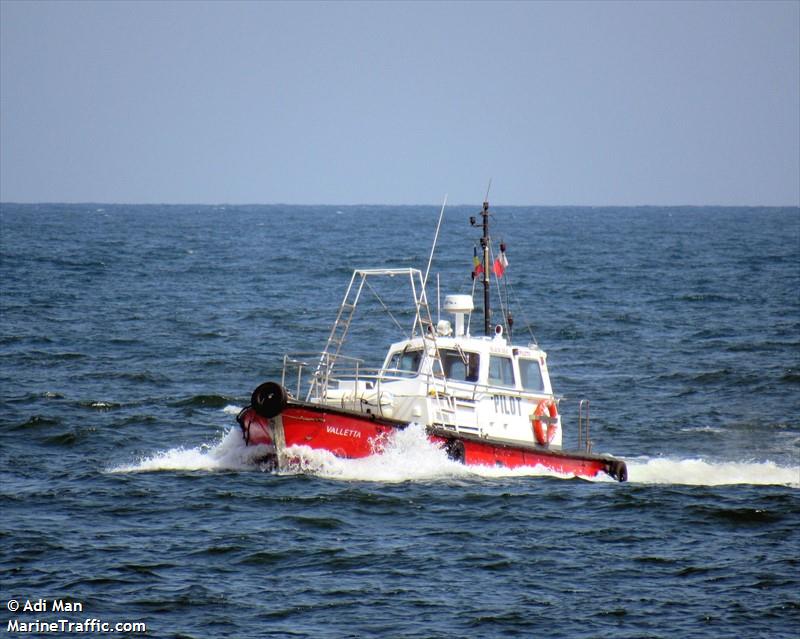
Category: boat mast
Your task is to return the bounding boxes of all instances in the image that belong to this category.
[481,199,491,336]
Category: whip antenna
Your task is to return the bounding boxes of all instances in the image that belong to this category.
[423,194,447,289]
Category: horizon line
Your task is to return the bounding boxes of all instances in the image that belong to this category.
[2,200,799,209]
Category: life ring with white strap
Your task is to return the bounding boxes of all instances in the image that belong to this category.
[531,398,559,445]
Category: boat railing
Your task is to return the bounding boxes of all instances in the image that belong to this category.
[283,352,360,400]
[282,352,423,402]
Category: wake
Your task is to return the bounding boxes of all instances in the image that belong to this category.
[109,407,799,487]
[624,457,799,487]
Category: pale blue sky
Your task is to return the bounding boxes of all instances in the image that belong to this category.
[1,0,798,205]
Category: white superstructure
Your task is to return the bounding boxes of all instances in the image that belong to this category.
[281,268,563,449]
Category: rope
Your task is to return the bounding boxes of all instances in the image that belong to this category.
[505,277,538,344]
[364,278,409,339]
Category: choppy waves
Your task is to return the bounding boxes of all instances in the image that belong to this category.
[4,204,799,639]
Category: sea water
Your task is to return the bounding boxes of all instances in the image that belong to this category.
[1,204,798,638]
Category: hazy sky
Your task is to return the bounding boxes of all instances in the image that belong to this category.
[1,0,798,205]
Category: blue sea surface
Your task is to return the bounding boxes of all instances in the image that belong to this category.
[1,203,799,638]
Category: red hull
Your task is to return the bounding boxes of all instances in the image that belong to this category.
[427,430,622,479]
[237,403,626,481]
[279,406,399,457]
[238,408,274,447]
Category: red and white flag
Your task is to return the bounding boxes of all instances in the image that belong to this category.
[493,251,508,278]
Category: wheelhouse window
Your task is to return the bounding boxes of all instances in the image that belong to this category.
[488,355,515,387]
[519,358,545,392]
[441,349,480,382]
[386,348,422,373]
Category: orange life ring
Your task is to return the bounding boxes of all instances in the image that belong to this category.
[532,399,559,445]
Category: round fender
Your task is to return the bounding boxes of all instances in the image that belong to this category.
[445,438,465,464]
[609,460,628,482]
[251,382,288,419]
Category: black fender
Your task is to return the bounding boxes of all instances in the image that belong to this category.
[444,438,466,464]
[607,459,628,482]
[251,382,288,419]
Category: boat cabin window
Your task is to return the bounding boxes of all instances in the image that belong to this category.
[488,355,515,387]
[519,358,545,392]
[386,348,422,373]
[440,349,480,383]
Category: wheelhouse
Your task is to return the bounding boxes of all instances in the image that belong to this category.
[380,337,553,397]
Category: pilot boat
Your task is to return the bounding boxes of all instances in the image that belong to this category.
[237,199,627,481]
